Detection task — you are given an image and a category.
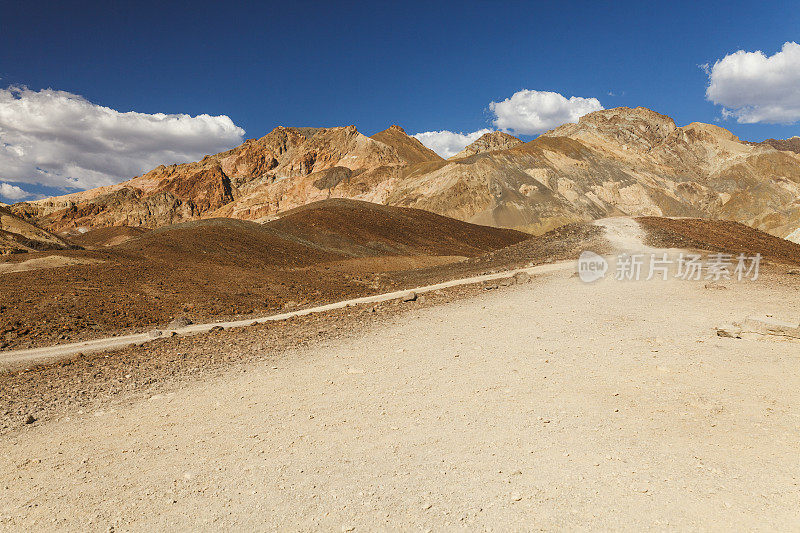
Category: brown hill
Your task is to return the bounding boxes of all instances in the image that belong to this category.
[637,217,800,265]
[9,107,800,240]
[0,206,73,254]
[0,200,526,350]
[67,226,149,248]
[450,131,523,159]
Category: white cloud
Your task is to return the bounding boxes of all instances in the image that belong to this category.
[413,89,602,156]
[705,42,800,123]
[0,182,30,201]
[489,90,603,135]
[0,86,245,191]
[412,128,493,158]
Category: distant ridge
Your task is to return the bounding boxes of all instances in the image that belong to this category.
[10,107,800,240]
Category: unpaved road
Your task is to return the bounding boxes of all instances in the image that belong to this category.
[2,220,800,530]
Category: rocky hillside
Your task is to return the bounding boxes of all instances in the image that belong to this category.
[9,107,800,239]
[450,131,523,159]
[0,206,73,254]
[751,137,800,155]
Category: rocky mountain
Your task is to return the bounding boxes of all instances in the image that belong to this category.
[752,137,800,155]
[450,131,523,159]
[9,107,800,240]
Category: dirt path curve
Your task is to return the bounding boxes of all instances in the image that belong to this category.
[3,218,799,530]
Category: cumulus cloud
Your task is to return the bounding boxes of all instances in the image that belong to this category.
[0,182,30,201]
[489,90,603,135]
[0,86,245,191]
[705,41,800,123]
[412,128,493,158]
[413,89,602,157]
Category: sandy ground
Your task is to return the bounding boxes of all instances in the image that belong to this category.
[2,220,800,531]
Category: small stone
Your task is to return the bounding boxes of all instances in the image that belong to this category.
[209,325,224,333]
[167,316,193,329]
[513,271,531,284]
[148,329,162,338]
[510,493,522,502]
[704,282,728,290]
[23,414,36,425]
[787,269,800,275]
[402,291,417,302]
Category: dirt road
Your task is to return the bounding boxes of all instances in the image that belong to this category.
[2,220,800,530]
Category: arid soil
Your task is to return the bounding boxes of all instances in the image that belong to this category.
[0,200,527,351]
[1,220,799,530]
[2,217,796,433]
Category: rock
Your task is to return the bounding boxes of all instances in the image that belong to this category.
[787,269,800,275]
[148,329,162,338]
[716,324,741,338]
[402,291,417,302]
[704,282,728,290]
[513,271,531,284]
[209,325,225,332]
[167,316,193,329]
[742,316,800,339]
[23,414,36,425]
[498,278,514,287]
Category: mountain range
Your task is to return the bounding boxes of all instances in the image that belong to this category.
[7,107,800,241]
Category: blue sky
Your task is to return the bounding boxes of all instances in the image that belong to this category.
[1,0,799,200]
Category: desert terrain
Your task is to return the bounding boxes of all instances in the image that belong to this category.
[1,216,799,530]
